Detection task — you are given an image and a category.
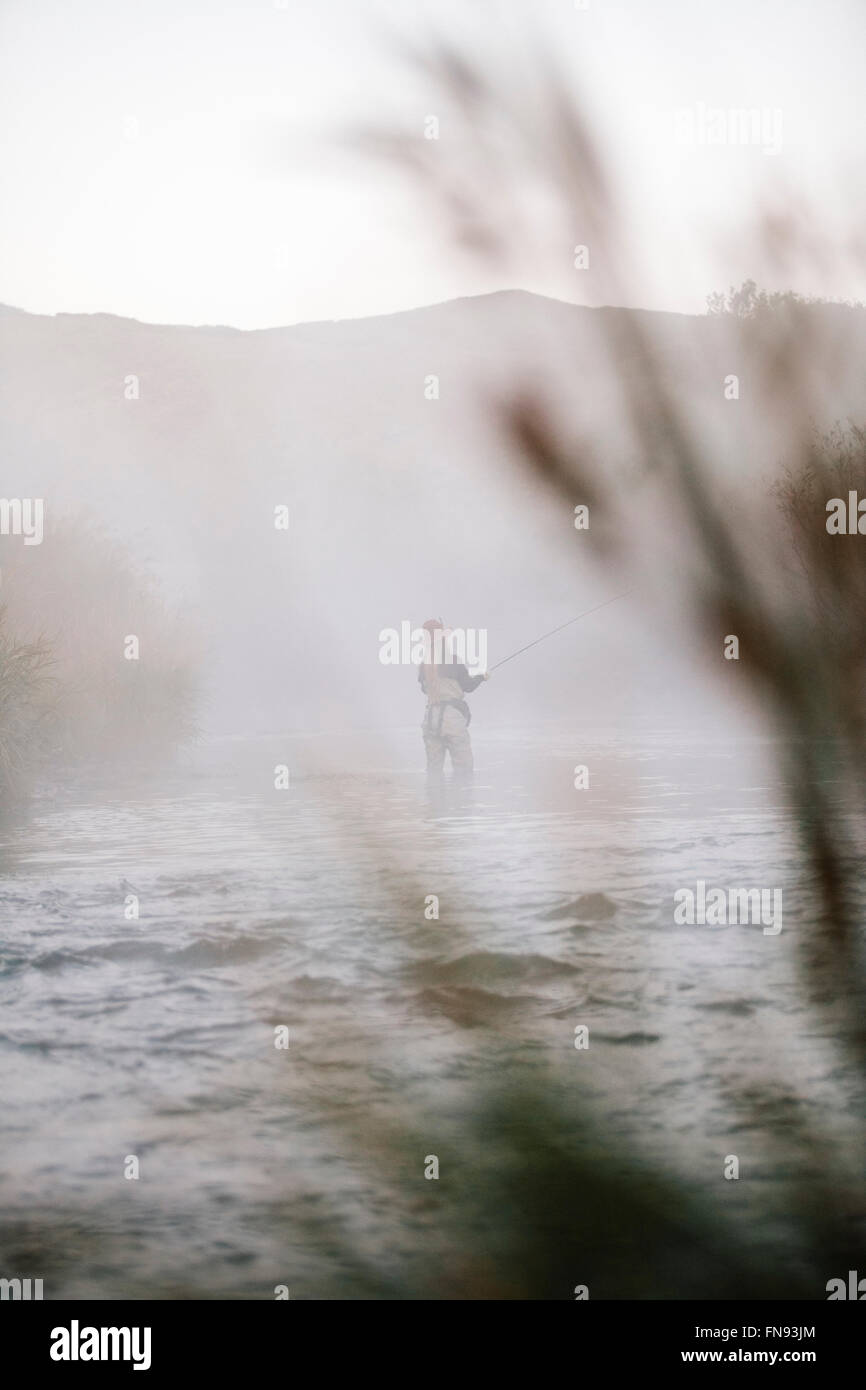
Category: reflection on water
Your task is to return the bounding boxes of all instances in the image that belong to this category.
[0,727,859,1297]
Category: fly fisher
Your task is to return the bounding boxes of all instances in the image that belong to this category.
[418,617,489,775]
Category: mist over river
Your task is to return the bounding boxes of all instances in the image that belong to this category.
[1,723,857,1299]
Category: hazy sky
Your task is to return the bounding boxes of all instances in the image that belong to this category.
[0,0,863,327]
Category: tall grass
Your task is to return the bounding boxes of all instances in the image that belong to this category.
[331,31,866,1297]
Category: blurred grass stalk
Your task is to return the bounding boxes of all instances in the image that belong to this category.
[331,29,866,1297]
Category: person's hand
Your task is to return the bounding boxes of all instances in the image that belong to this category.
[482,671,491,681]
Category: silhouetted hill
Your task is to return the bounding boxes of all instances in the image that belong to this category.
[2,291,864,730]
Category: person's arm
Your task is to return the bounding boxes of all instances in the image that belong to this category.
[453,663,486,693]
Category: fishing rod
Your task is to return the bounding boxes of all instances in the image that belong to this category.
[488,589,634,673]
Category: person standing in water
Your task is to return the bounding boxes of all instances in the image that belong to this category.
[418,617,489,774]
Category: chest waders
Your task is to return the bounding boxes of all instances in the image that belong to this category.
[424,697,472,736]
[422,698,474,774]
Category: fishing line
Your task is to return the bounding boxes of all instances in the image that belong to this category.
[488,589,634,673]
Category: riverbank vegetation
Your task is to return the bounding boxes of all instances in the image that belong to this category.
[0,518,199,801]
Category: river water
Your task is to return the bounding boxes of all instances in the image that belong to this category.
[0,725,862,1298]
